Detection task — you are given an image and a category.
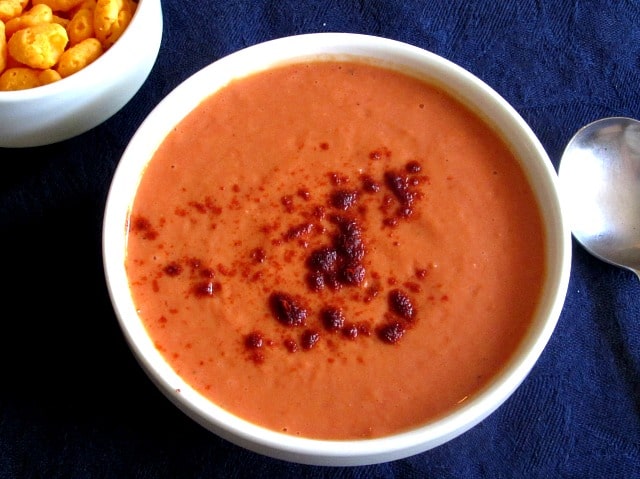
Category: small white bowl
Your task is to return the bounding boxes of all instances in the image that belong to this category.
[0,0,162,148]
[103,33,571,466]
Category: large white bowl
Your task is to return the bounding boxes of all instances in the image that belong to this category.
[102,33,571,466]
[0,0,162,148]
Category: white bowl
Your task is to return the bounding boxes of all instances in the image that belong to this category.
[102,33,571,466]
[0,0,162,148]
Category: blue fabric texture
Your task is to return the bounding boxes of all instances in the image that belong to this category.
[1,1,639,477]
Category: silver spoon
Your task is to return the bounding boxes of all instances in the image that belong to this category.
[558,116,640,279]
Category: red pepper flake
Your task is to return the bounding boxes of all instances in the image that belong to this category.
[229,198,242,210]
[357,322,372,336]
[319,142,329,150]
[301,329,320,350]
[324,272,342,291]
[403,281,421,293]
[360,174,381,193]
[321,306,345,331]
[244,331,264,349]
[405,160,422,173]
[281,195,294,213]
[187,257,202,270]
[330,189,359,210]
[284,222,314,241]
[342,323,359,340]
[284,338,298,353]
[192,281,219,297]
[369,147,392,161]
[188,201,207,214]
[260,221,280,235]
[384,170,415,207]
[250,247,266,263]
[307,246,338,273]
[283,249,296,263]
[388,289,415,320]
[312,205,326,220]
[397,205,413,219]
[297,188,311,200]
[306,270,326,292]
[377,321,405,344]
[303,215,367,292]
[333,216,364,262]
[339,261,365,286]
[363,284,380,303]
[380,162,427,227]
[415,268,428,279]
[243,332,268,365]
[200,268,215,279]
[251,271,263,282]
[249,352,265,364]
[269,292,307,326]
[130,215,158,240]
[383,217,398,228]
[163,262,183,276]
[217,263,236,276]
[328,172,349,185]
[204,196,223,215]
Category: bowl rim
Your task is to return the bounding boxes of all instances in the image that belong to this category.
[102,32,572,466]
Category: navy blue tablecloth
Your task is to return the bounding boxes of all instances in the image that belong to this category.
[1,1,639,477]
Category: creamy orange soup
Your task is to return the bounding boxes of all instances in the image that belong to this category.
[126,61,546,440]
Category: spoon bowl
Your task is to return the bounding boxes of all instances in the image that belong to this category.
[559,117,640,279]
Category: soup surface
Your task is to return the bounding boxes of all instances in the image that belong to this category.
[126,60,546,440]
